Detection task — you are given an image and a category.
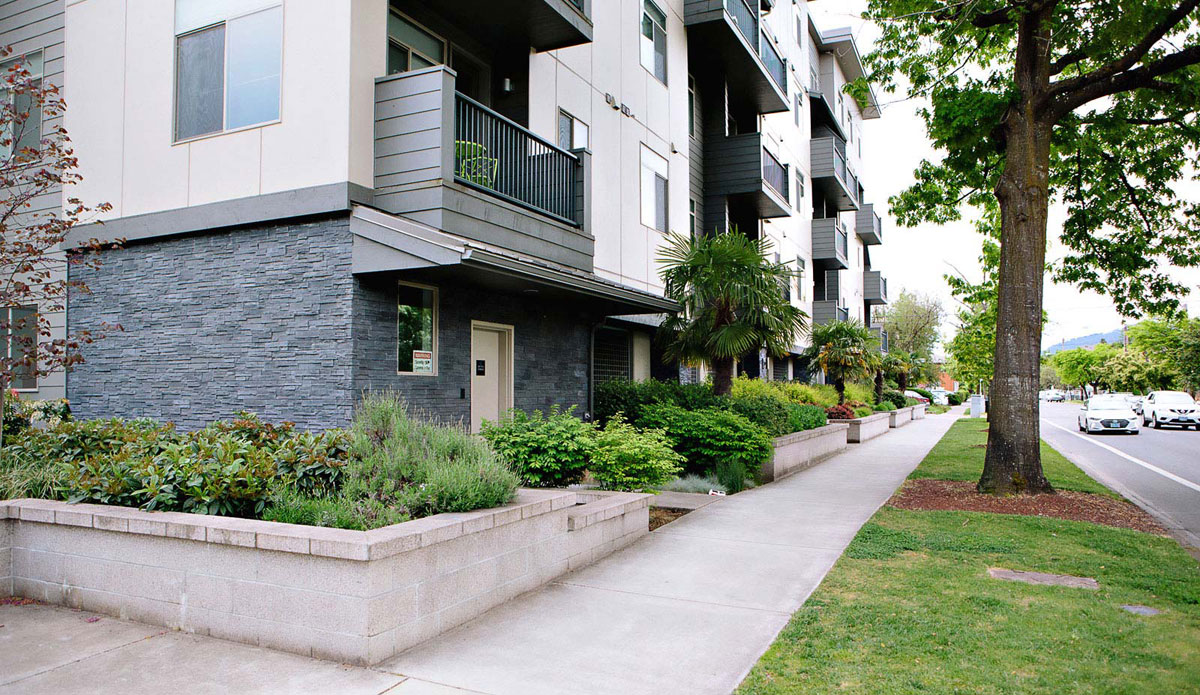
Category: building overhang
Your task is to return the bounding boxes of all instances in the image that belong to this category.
[350,205,676,315]
[808,19,882,120]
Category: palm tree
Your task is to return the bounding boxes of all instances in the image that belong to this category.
[883,350,916,392]
[657,230,807,396]
[804,320,879,405]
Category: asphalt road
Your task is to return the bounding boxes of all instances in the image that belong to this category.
[1039,401,1200,550]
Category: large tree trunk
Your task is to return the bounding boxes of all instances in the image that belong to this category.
[835,377,846,405]
[874,371,884,403]
[899,374,909,392]
[712,357,735,396]
[979,8,1055,495]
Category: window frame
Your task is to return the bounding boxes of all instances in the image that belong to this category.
[640,144,669,233]
[640,0,668,84]
[0,50,44,162]
[687,74,697,136]
[387,9,448,75]
[395,281,439,377]
[4,305,38,392]
[172,3,284,145]
[557,109,589,151]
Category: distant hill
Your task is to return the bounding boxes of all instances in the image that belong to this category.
[1043,328,1124,355]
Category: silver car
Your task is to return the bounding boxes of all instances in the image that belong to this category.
[1078,395,1140,435]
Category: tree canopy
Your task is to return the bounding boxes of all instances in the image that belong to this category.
[879,291,944,360]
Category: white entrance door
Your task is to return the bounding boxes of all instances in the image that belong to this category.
[470,322,513,433]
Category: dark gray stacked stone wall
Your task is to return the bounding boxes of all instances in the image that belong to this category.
[352,275,597,426]
[68,215,357,430]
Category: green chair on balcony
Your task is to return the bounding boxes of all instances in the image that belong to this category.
[455,140,499,188]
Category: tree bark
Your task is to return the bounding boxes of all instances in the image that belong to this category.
[874,371,884,403]
[979,6,1056,495]
[835,377,846,405]
[712,357,734,396]
[899,374,909,392]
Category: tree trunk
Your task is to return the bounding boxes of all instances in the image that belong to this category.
[874,371,884,403]
[979,8,1055,495]
[712,357,735,396]
[835,377,846,405]
[899,374,909,392]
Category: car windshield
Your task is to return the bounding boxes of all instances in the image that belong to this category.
[1089,397,1128,409]
[1158,393,1196,406]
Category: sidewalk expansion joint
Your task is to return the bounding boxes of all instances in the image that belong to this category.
[552,580,792,617]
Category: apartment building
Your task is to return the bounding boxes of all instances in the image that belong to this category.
[0,0,887,428]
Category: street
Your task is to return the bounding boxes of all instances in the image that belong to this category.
[1039,401,1200,550]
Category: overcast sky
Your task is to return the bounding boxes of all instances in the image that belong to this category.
[808,2,1200,352]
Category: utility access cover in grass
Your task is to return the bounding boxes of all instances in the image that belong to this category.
[988,567,1100,589]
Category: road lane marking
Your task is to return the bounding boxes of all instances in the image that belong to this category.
[1042,419,1200,494]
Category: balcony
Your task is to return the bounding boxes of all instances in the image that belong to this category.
[870,324,889,353]
[811,137,860,211]
[373,66,593,272]
[856,203,883,245]
[684,0,789,114]
[406,0,592,52]
[813,300,850,326]
[706,132,791,219]
[865,270,888,305]
[812,218,849,270]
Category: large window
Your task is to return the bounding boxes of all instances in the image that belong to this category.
[397,283,437,375]
[687,74,696,136]
[387,10,446,75]
[1,51,42,160]
[640,0,667,84]
[3,306,37,390]
[174,0,282,142]
[640,145,668,233]
[594,327,632,384]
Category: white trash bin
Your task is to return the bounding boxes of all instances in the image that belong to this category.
[970,394,986,418]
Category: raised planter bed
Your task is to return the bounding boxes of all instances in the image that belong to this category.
[888,406,916,428]
[0,489,649,665]
[842,412,892,443]
[760,424,851,482]
[912,403,928,419]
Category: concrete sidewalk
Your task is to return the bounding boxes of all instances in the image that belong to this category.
[0,412,958,695]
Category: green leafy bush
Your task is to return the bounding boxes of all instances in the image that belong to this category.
[947,392,965,406]
[873,403,895,413]
[727,394,793,437]
[271,430,349,495]
[880,389,908,409]
[636,404,770,492]
[594,379,722,424]
[845,382,878,406]
[786,404,827,432]
[480,405,594,487]
[911,388,934,401]
[853,406,876,418]
[588,417,683,491]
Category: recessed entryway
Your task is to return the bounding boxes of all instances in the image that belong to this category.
[470,321,514,433]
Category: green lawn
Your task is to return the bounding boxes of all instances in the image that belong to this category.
[908,417,1115,496]
[738,418,1200,695]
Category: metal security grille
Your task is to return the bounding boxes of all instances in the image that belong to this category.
[772,359,789,381]
[594,328,631,384]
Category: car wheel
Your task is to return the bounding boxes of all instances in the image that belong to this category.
[1153,418,1162,429]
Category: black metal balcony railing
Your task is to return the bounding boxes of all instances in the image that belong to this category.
[454,93,579,226]
[727,0,759,50]
[881,277,888,299]
[762,148,788,201]
[836,225,848,259]
[760,38,786,91]
[836,306,850,322]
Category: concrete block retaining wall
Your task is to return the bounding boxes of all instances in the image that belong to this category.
[760,424,851,482]
[844,412,892,443]
[888,407,916,428]
[912,403,928,419]
[0,489,649,665]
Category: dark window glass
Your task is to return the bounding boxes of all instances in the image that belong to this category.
[176,24,226,140]
[654,174,668,233]
[594,328,631,384]
[7,306,37,389]
[397,284,435,374]
[558,111,572,151]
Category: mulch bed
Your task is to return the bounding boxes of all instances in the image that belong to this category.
[889,479,1167,534]
[649,507,690,531]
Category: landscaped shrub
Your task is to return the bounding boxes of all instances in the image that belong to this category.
[661,473,727,495]
[480,405,594,487]
[853,406,875,418]
[205,411,296,452]
[593,379,722,424]
[880,389,908,410]
[788,383,839,408]
[786,404,827,432]
[873,403,894,413]
[911,388,934,401]
[636,404,771,492]
[588,417,684,491]
[946,392,964,406]
[727,394,793,438]
[271,430,350,495]
[825,404,855,420]
[845,382,878,406]
[730,377,790,404]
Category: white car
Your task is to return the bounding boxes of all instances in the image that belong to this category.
[929,388,951,405]
[1078,395,1140,435]
[1141,391,1200,430]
